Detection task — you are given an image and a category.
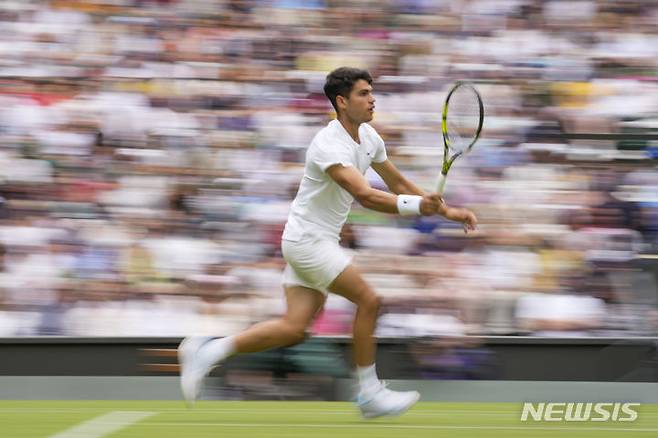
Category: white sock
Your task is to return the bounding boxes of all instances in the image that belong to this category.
[198,336,236,368]
[356,364,381,397]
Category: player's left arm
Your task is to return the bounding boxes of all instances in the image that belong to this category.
[372,159,477,232]
[371,159,425,196]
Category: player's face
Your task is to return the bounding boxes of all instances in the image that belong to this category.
[342,79,375,123]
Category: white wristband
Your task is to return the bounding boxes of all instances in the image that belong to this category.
[397,194,422,216]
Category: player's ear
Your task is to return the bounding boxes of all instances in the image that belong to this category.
[336,94,347,111]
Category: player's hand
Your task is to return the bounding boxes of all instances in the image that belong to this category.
[462,210,478,234]
[443,207,477,233]
[420,193,444,216]
[459,209,478,233]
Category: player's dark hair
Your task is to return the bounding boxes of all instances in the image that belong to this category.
[324,67,372,114]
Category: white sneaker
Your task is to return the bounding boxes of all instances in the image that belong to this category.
[178,336,214,406]
[357,383,420,419]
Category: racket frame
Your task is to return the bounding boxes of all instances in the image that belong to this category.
[437,81,484,194]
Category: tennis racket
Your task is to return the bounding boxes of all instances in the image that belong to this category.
[436,82,484,194]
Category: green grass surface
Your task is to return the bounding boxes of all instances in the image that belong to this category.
[1,401,657,438]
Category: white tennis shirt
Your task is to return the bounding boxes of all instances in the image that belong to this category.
[282,119,387,242]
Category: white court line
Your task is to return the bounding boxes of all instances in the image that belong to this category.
[91,421,658,433]
[47,411,155,438]
[5,407,658,418]
[0,408,529,417]
[0,407,511,414]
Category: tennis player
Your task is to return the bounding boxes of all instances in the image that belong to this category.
[179,67,477,418]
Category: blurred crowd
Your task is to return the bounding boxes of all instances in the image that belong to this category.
[0,0,656,338]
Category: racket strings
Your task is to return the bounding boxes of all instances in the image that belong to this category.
[445,86,481,153]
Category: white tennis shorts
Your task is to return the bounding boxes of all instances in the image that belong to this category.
[281,236,352,295]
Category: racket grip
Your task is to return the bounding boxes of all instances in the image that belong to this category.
[436,173,447,195]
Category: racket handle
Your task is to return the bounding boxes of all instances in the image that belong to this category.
[436,173,447,195]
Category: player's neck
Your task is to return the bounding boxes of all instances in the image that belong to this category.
[337,114,361,144]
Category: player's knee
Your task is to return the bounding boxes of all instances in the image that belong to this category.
[359,292,381,314]
[281,323,306,346]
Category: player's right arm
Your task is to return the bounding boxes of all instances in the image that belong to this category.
[326,164,442,216]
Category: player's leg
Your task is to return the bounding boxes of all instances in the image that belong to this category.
[328,265,380,367]
[329,264,420,418]
[178,285,324,405]
[233,285,326,353]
